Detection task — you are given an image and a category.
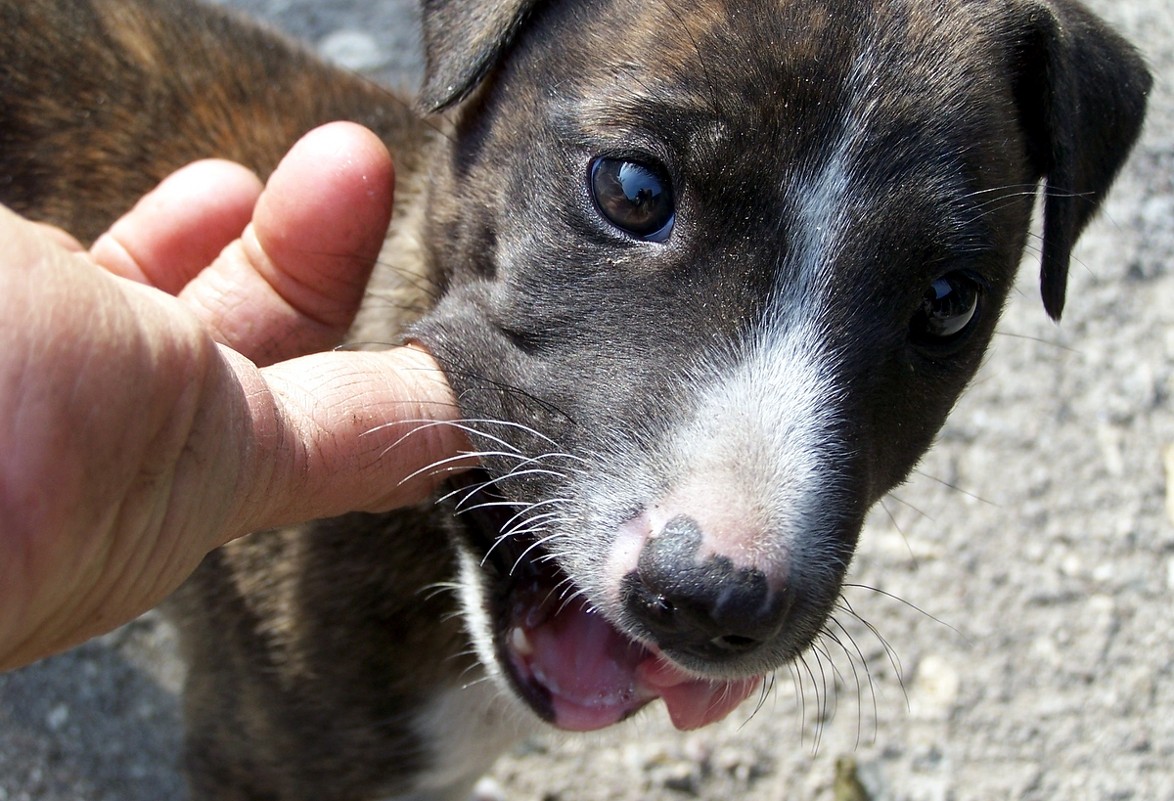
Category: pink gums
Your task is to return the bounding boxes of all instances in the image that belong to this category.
[507,595,761,732]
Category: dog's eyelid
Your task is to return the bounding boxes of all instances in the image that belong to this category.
[931,267,990,293]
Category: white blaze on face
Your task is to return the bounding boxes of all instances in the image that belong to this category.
[603,109,863,594]
[605,309,850,594]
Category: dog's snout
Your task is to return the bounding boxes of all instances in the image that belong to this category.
[621,515,792,661]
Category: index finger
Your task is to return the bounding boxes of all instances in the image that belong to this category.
[223,345,475,542]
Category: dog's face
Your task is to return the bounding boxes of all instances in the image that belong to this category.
[410,0,1149,732]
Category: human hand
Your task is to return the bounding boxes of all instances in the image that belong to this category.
[0,123,468,670]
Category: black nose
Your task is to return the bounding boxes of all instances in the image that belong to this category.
[620,515,792,662]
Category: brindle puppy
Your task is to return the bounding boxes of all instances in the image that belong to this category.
[0,0,1150,799]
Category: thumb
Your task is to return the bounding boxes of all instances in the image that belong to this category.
[190,122,395,366]
[92,122,395,367]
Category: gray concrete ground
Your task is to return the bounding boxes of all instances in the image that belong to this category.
[1,1,1171,799]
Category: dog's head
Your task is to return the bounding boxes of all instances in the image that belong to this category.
[408,0,1149,732]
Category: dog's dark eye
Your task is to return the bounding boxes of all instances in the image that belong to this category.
[910,272,982,345]
[590,157,675,241]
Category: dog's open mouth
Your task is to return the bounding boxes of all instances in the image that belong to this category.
[455,472,761,732]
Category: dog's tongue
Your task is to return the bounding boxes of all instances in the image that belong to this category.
[514,601,761,732]
[636,654,762,731]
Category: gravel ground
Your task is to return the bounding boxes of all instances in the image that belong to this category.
[1,1,1170,800]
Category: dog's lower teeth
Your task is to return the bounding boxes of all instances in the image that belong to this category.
[510,626,534,657]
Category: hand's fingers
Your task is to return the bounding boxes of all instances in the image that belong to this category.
[90,160,263,292]
[180,122,395,366]
[0,204,455,669]
[225,345,474,542]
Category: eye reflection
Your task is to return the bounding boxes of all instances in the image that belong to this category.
[589,157,675,241]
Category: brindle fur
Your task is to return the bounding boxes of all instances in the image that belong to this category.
[0,0,1149,799]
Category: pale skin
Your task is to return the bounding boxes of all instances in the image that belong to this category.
[0,122,470,671]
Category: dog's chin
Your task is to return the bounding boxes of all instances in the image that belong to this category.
[452,472,762,733]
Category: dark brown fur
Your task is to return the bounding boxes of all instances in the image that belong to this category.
[0,1,1150,799]
[0,0,430,242]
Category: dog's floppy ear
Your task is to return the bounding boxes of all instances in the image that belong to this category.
[417,0,543,112]
[1008,0,1151,320]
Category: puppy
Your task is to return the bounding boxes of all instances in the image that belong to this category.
[0,0,1150,799]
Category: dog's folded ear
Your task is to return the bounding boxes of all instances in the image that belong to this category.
[417,0,542,112]
[1008,0,1151,320]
